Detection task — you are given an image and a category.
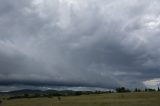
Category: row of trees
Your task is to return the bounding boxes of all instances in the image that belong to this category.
[116,87,160,93]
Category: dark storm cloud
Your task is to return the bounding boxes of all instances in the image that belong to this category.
[0,0,160,90]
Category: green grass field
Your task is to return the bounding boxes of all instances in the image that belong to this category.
[1,92,160,106]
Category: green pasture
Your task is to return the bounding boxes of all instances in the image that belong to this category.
[1,92,160,106]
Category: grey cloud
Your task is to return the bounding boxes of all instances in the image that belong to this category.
[0,0,160,90]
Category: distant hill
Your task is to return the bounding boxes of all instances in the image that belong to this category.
[9,89,43,94]
[0,89,96,97]
[0,89,112,100]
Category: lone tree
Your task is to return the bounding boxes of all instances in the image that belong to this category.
[158,87,160,91]
[57,96,61,101]
[24,94,29,98]
[116,87,130,93]
[134,88,141,92]
[158,83,160,91]
[0,100,2,105]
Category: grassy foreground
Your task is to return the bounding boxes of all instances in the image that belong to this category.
[1,92,160,106]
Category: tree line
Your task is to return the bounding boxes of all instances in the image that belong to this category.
[116,87,160,93]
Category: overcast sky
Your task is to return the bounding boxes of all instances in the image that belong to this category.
[0,0,160,91]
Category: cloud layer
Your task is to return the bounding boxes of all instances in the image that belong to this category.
[0,0,160,90]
